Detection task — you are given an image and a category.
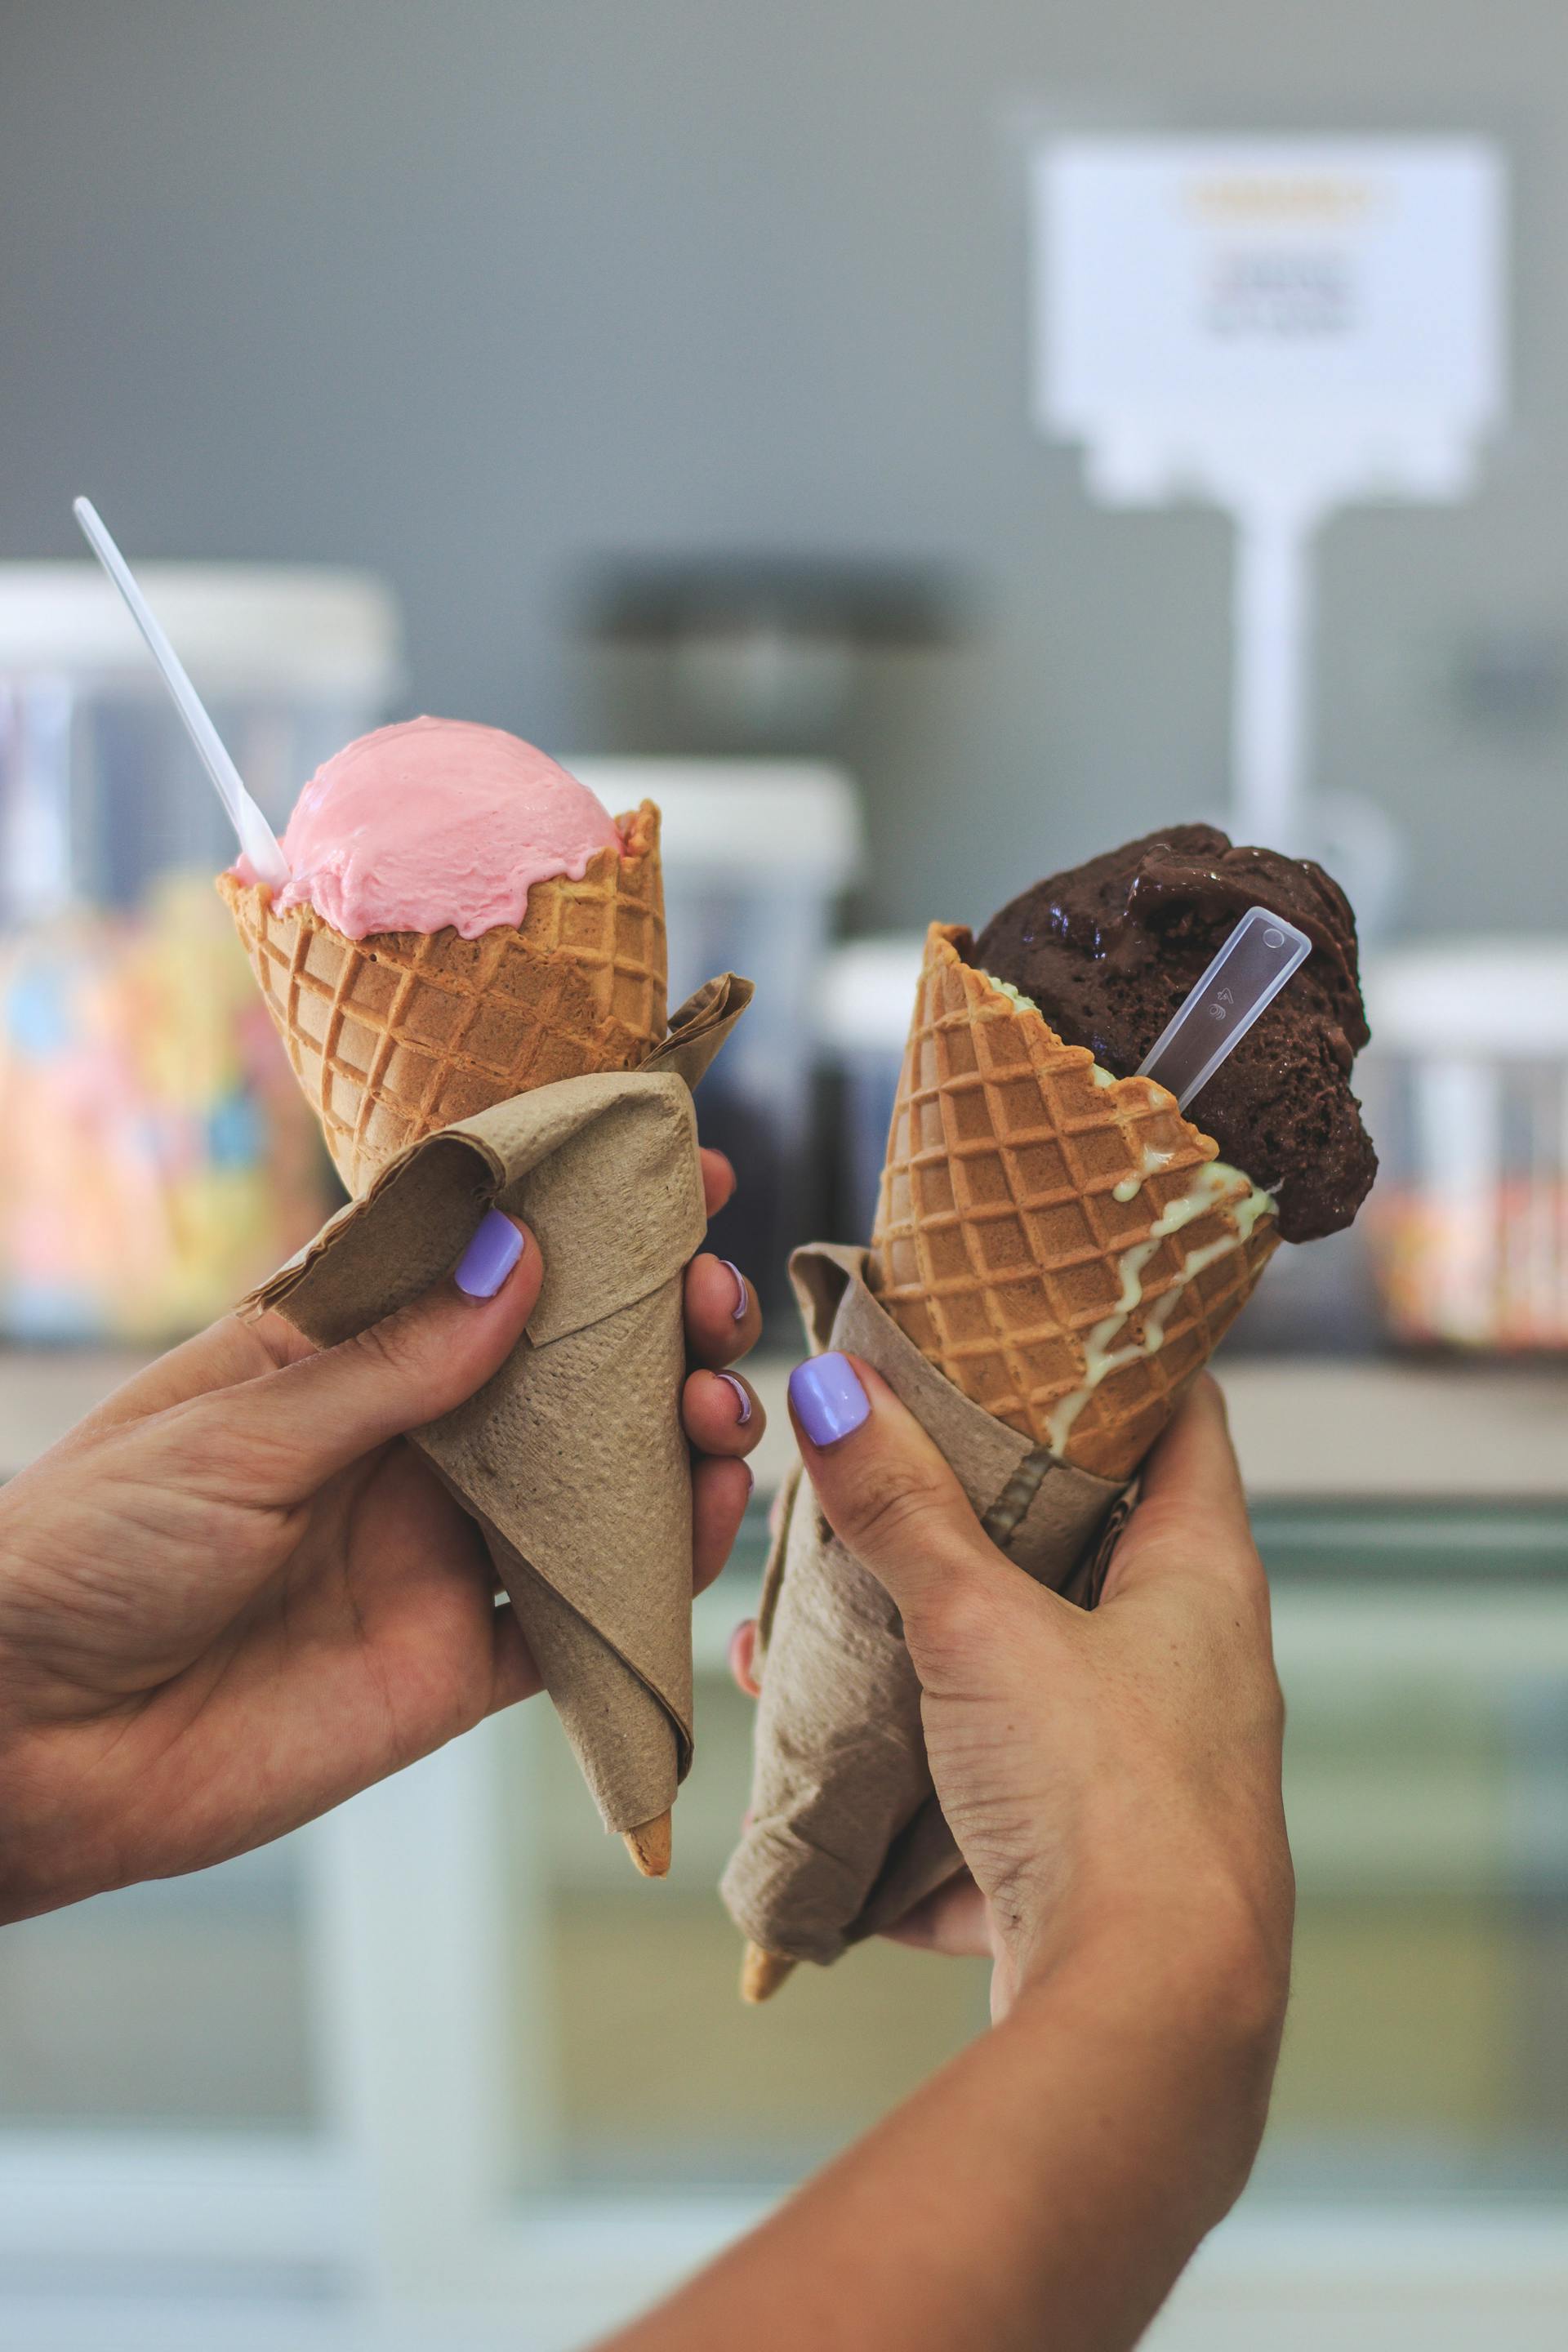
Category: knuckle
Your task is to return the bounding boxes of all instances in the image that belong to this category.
[152,1396,260,1495]
[911,1575,993,1664]
[347,1307,428,1386]
[95,1404,285,1544]
[836,1452,955,1562]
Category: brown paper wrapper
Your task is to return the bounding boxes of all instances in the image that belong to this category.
[246,975,750,1847]
[719,1243,1133,1973]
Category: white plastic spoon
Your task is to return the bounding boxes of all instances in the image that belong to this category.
[73,496,291,892]
[1138,904,1312,1111]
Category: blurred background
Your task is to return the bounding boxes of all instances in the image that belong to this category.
[1,3,1567,2347]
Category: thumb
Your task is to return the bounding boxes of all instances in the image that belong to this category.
[788,1352,1009,1638]
[203,1210,542,1499]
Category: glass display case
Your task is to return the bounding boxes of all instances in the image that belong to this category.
[1260,1501,1568,2206]
[1363,944,1568,1352]
[0,564,402,1345]
[0,1833,317,2133]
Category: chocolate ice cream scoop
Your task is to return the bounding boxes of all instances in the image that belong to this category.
[970,824,1376,1241]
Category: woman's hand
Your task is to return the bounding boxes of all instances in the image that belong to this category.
[740,1360,1292,2031]
[0,1152,762,1924]
[621,1369,1294,2352]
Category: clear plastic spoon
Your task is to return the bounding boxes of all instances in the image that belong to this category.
[72,496,292,892]
[1137,905,1312,1111]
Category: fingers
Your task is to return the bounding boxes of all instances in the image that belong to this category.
[105,1156,742,1435]
[1138,1377,1246,1521]
[485,1600,545,1715]
[193,1211,543,1502]
[788,1353,1004,1633]
[699,1147,737,1218]
[882,1871,992,1960]
[682,1365,764,1458]
[693,1456,753,1595]
[682,1359,764,1593]
[728,1617,761,1698]
[72,1313,289,1438]
[683,1252,762,1367]
[1102,1376,1264,1607]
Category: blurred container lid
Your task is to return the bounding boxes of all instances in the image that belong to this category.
[0,563,404,697]
[1366,938,1568,1056]
[818,934,926,1055]
[578,557,969,644]
[568,757,863,882]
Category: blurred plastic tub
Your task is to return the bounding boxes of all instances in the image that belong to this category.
[571,758,862,1306]
[1362,941,1568,1352]
[0,563,403,1340]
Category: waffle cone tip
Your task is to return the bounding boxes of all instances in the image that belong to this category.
[741,1944,795,2003]
[622,1812,672,1878]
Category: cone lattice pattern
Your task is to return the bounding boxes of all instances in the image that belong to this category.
[220,804,666,1196]
[867,926,1280,1481]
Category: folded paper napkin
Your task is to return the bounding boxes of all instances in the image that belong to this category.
[247,975,751,1845]
[720,1242,1135,1970]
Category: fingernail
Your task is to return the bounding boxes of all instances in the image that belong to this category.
[715,1370,752,1428]
[718,1259,750,1321]
[789,1352,870,1448]
[455,1209,525,1300]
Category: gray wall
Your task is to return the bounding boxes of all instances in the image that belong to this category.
[2,0,1565,938]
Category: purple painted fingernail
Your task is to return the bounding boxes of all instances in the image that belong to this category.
[455,1209,525,1300]
[716,1371,753,1427]
[789,1352,870,1448]
[718,1259,750,1321]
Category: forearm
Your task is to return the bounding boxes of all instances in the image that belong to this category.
[608,1909,1283,2352]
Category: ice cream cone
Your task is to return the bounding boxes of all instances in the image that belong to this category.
[219,802,666,1199]
[741,1944,796,2003]
[225,797,695,1879]
[867,924,1281,1482]
[622,1811,672,1878]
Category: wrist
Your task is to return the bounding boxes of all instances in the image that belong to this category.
[1014,1866,1290,2049]
[0,1722,120,1925]
[994,1907,1284,2235]
[1003,1882,1289,2214]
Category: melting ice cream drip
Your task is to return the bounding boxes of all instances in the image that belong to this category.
[971,965,1275,1459]
[982,973,1040,1019]
[1045,1163,1276,1458]
[1113,1143,1176,1204]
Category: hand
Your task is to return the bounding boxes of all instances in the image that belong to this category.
[634,1372,1291,2352]
[736,1364,1291,2032]
[0,1152,763,1923]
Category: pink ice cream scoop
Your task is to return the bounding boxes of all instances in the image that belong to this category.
[243,715,625,941]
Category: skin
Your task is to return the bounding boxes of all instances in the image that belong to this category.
[610,1370,1294,2352]
[0,1150,762,1925]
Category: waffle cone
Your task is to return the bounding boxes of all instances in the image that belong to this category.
[219,803,667,1197]
[622,1811,672,1878]
[867,924,1280,1481]
[741,1944,796,2003]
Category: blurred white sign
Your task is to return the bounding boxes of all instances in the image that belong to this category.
[1034,136,1506,507]
[1030,135,1508,865]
